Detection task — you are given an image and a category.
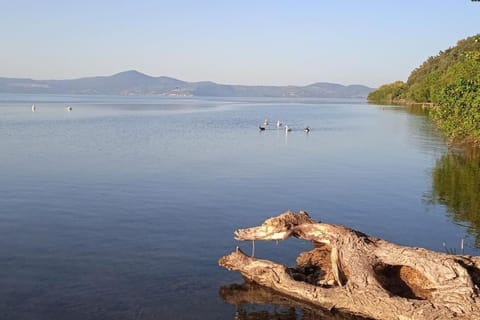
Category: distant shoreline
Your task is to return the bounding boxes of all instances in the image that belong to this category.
[0,70,374,99]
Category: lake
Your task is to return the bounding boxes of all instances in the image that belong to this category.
[1,94,479,319]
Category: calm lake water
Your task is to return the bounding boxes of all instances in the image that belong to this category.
[1,94,479,319]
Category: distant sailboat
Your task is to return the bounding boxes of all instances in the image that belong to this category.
[31,104,36,112]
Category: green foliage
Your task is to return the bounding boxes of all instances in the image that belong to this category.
[368,34,480,143]
[368,34,480,103]
[367,81,406,102]
[432,52,480,141]
[406,35,480,103]
[433,79,480,140]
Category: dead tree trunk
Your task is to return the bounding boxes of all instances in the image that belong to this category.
[218,211,480,320]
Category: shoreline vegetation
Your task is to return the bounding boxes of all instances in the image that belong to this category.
[368,34,480,146]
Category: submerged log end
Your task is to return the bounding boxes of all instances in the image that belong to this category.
[234,210,316,241]
[219,246,250,271]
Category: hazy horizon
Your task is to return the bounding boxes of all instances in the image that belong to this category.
[1,1,478,87]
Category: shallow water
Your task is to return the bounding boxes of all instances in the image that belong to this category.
[0,95,478,319]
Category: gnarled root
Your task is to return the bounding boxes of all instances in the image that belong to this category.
[219,211,480,320]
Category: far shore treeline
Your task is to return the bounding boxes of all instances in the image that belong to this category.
[368,34,480,144]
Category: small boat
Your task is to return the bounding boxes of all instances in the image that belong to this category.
[66,106,72,111]
[263,118,269,126]
[259,125,266,131]
[276,120,282,128]
[31,104,36,112]
[304,127,310,133]
[285,125,292,133]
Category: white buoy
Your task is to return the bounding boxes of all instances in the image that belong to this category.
[31,104,36,112]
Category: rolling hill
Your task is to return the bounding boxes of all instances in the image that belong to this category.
[0,70,374,98]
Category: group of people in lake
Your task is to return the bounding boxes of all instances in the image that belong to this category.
[259,118,310,133]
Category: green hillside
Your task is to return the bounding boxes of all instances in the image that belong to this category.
[368,34,480,143]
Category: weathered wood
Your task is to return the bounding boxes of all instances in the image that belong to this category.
[219,211,480,320]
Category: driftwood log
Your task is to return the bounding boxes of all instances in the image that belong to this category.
[218,211,480,320]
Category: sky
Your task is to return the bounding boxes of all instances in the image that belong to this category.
[0,0,478,87]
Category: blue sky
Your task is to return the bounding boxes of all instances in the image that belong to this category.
[1,0,478,87]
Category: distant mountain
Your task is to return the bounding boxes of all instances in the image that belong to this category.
[0,70,374,98]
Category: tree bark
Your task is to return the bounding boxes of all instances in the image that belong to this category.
[218,211,480,320]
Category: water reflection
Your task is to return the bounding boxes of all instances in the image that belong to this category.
[369,103,430,116]
[393,105,446,154]
[219,282,370,320]
[430,147,480,245]
[401,105,431,117]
